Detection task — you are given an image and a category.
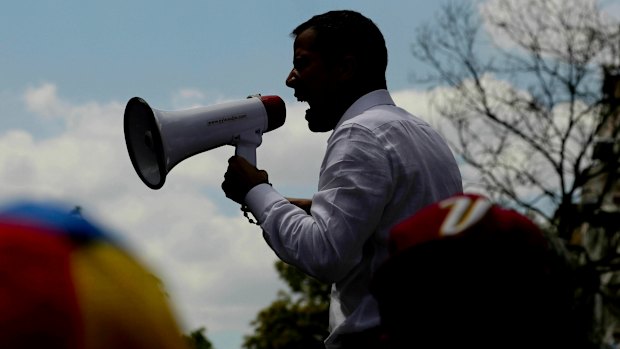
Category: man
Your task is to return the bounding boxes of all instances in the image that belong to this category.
[222,10,462,348]
[371,193,586,349]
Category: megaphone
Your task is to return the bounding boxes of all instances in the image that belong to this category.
[124,94,286,189]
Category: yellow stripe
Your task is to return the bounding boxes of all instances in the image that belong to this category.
[71,242,188,349]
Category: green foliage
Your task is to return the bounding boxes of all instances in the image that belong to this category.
[274,260,331,304]
[242,261,330,349]
[184,327,214,349]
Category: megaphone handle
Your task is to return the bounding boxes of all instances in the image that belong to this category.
[235,144,257,166]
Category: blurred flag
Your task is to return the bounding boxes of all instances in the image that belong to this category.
[0,201,189,349]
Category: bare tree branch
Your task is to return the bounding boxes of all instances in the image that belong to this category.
[412,2,620,345]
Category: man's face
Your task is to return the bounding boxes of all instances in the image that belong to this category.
[286,28,345,132]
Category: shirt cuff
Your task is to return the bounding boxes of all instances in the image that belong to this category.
[244,183,285,222]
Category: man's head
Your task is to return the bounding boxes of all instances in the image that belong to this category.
[286,10,388,132]
[371,194,585,349]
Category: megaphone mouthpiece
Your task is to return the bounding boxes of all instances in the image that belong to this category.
[260,95,286,132]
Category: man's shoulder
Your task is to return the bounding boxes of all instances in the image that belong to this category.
[339,104,430,133]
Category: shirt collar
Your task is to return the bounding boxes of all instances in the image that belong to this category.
[335,89,395,130]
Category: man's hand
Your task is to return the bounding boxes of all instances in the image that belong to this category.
[222,156,269,204]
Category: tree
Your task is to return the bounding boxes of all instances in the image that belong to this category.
[411,0,620,346]
[183,327,214,349]
[242,261,330,349]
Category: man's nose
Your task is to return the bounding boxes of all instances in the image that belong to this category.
[286,69,298,88]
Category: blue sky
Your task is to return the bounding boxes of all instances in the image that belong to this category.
[1,1,444,133]
[3,1,619,349]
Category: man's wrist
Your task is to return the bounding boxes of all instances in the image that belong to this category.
[244,183,283,217]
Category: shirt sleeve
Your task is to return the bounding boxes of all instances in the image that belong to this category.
[245,123,393,283]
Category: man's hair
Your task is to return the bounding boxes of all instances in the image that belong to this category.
[292,10,388,86]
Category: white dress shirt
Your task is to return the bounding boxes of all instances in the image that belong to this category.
[245,89,463,348]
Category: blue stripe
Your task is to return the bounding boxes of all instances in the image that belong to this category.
[0,201,111,242]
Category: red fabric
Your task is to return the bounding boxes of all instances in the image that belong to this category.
[0,222,83,349]
[388,193,548,258]
[372,195,575,349]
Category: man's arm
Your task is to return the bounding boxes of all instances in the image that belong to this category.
[243,124,393,283]
[286,198,312,214]
[221,157,313,216]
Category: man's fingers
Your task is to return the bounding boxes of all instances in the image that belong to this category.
[227,155,257,173]
[222,155,268,205]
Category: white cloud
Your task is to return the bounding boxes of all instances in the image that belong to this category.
[391,89,434,119]
[23,83,69,119]
[607,1,620,20]
[171,88,211,109]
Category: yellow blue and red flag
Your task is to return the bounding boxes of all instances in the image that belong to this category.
[0,201,188,349]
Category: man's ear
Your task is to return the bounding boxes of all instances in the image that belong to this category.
[337,55,357,82]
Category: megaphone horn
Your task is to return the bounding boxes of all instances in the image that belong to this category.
[124,94,286,189]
